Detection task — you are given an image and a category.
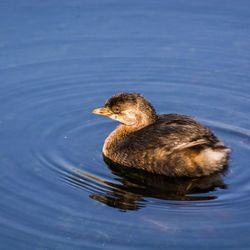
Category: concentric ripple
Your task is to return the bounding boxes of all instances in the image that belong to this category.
[2,63,250,249]
[1,0,250,249]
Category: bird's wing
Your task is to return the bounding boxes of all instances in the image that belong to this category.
[124,119,217,155]
[170,139,209,151]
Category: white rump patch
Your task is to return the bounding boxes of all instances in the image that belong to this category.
[203,148,228,163]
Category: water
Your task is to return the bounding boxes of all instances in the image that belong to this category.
[1,0,250,249]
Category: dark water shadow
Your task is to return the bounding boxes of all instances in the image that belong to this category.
[66,157,228,211]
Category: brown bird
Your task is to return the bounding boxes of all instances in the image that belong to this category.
[92,92,230,177]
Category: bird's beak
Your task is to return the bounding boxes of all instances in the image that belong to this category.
[92,107,112,117]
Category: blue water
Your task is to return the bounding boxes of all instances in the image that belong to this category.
[1,0,250,249]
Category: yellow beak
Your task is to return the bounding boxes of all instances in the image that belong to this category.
[92,107,112,116]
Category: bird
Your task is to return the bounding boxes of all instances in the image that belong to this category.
[92,92,230,177]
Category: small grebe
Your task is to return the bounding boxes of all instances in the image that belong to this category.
[93,92,230,177]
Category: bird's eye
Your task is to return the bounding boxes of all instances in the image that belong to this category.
[113,107,120,114]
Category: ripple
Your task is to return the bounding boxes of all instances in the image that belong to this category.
[2,66,250,217]
[1,74,249,246]
[24,78,250,213]
[1,1,250,247]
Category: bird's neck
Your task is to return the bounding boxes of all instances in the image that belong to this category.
[102,125,133,155]
[102,119,154,157]
[102,112,158,157]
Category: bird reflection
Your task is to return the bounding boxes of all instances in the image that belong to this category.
[66,157,227,211]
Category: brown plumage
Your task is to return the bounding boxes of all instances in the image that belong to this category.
[92,92,230,177]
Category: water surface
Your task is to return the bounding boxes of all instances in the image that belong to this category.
[1,0,250,249]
